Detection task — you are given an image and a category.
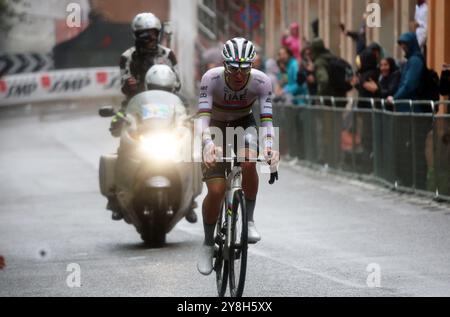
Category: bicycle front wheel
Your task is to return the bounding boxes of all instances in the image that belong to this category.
[215,201,228,297]
[228,189,248,298]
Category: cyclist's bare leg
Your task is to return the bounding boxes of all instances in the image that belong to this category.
[197,179,226,275]
[238,148,260,242]
[239,148,259,197]
[241,162,258,200]
[202,179,226,243]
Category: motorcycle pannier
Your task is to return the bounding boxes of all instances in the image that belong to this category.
[99,154,117,197]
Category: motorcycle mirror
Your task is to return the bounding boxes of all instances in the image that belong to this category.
[99,106,116,118]
[163,21,173,35]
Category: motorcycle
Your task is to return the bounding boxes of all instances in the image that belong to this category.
[98,90,202,247]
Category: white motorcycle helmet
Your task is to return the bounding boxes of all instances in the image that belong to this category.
[131,12,162,35]
[132,13,162,53]
[145,64,178,92]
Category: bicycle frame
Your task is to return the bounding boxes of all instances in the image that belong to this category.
[223,164,242,261]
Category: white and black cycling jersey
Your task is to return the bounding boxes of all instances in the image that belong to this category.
[196,67,274,147]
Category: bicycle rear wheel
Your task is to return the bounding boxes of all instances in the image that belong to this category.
[214,202,228,297]
[228,189,248,297]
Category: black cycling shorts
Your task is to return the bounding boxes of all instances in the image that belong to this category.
[202,114,258,182]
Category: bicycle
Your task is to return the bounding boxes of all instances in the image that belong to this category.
[214,153,278,297]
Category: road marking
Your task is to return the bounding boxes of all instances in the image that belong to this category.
[128,256,147,261]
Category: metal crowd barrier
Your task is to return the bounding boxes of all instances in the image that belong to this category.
[269,96,450,202]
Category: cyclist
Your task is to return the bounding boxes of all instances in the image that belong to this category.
[196,37,279,275]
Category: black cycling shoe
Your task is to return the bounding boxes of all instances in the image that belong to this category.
[185,209,198,224]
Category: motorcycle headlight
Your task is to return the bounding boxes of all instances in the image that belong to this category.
[139,133,180,161]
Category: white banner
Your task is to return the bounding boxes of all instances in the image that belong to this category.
[0,67,122,107]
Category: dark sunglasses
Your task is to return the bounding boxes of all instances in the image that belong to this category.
[135,30,159,42]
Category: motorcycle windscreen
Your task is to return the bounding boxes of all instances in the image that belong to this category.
[127,91,184,131]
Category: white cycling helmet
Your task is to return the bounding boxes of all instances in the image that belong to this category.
[222,37,256,68]
[132,12,162,36]
[145,64,178,92]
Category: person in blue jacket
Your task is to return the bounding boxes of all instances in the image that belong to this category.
[388,32,429,190]
[275,47,305,105]
[387,32,425,112]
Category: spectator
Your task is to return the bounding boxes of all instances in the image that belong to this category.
[356,48,380,108]
[378,58,401,100]
[252,45,264,71]
[275,47,301,104]
[413,0,428,55]
[388,33,429,191]
[340,14,367,55]
[298,46,317,96]
[388,32,425,111]
[311,38,333,97]
[360,57,401,105]
[273,57,288,104]
[367,42,385,65]
[353,49,380,168]
[201,42,223,71]
[311,38,347,100]
[440,63,450,97]
[282,22,302,61]
[311,19,319,39]
[265,58,280,91]
[276,53,288,90]
[253,53,263,71]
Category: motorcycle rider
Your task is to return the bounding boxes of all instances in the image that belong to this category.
[110,12,180,138]
[120,12,180,99]
[106,14,197,223]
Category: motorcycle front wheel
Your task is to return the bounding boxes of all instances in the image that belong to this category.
[140,189,168,248]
